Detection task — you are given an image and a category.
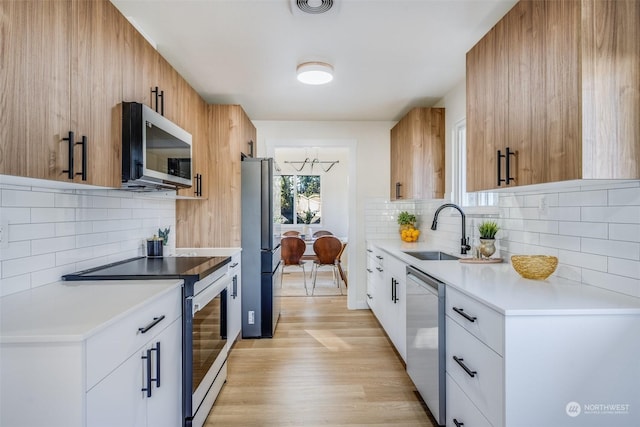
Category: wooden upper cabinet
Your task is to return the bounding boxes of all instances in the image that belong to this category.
[390,107,445,201]
[0,0,123,187]
[0,0,72,182]
[176,105,256,248]
[466,0,639,192]
[71,0,125,188]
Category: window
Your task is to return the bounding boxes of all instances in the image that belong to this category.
[276,175,322,224]
[452,119,497,207]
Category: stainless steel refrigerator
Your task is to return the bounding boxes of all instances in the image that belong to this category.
[241,157,282,338]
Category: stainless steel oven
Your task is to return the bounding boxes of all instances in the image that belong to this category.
[186,269,232,427]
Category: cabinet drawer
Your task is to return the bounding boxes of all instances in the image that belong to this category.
[446,373,494,427]
[446,286,504,355]
[86,286,181,390]
[446,317,503,427]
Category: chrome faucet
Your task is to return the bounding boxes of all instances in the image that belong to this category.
[431,203,471,255]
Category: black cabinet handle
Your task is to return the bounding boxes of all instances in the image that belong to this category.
[194,173,202,197]
[506,146,516,184]
[366,249,373,253]
[453,307,477,323]
[395,182,402,198]
[151,86,165,115]
[151,342,161,388]
[376,255,383,260]
[230,262,239,268]
[376,267,383,272]
[76,135,87,181]
[62,131,74,179]
[453,419,464,427]
[497,149,505,186]
[453,356,477,378]
[138,315,166,334]
[366,293,372,300]
[391,278,395,302]
[366,268,373,273]
[142,348,152,397]
[248,140,254,157]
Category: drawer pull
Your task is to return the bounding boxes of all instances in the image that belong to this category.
[376,255,383,260]
[376,267,384,272]
[366,293,372,300]
[366,268,373,273]
[366,249,373,253]
[230,262,239,268]
[453,356,477,378]
[453,307,477,323]
[453,419,464,427]
[138,315,166,334]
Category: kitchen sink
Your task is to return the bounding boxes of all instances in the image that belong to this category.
[402,251,460,261]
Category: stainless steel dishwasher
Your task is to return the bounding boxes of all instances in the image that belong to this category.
[406,265,445,426]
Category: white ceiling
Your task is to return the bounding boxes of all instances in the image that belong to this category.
[111,0,517,122]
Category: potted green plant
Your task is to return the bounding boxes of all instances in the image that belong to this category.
[397,211,420,242]
[477,220,499,258]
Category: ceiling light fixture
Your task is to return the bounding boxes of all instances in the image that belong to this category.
[296,62,334,85]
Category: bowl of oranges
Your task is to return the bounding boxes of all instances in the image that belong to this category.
[397,211,420,242]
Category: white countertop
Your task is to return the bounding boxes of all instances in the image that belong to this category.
[369,239,640,316]
[0,279,182,343]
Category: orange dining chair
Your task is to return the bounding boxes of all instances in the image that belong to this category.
[280,236,308,295]
[336,242,348,288]
[311,235,343,295]
[283,230,300,237]
[312,230,333,238]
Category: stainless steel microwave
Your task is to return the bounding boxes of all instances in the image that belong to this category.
[121,102,192,190]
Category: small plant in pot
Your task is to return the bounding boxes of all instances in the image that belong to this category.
[397,211,420,242]
[477,220,499,258]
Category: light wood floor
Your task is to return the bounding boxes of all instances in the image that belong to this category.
[205,296,435,426]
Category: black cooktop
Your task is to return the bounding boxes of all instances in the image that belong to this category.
[62,256,230,282]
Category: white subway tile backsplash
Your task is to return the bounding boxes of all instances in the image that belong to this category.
[581,206,640,224]
[558,249,607,272]
[365,182,640,298]
[1,207,31,224]
[609,187,640,206]
[539,234,581,251]
[0,274,31,296]
[10,223,56,242]
[1,241,31,261]
[581,238,640,260]
[582,270,640,297]
[559,221,608,239]
[2,189,54,207]
[608,258,640,280]
[609,224,640,243]
[540,207,581,221]
[31,236,76,256]
[558,190,607,206]
[0,180,176,296]
[31,207,76,223]
[3,254,56,278]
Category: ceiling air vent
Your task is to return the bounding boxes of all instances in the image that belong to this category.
[293,0,334,15]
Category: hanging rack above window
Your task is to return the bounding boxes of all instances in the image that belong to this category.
[283,158,339,173]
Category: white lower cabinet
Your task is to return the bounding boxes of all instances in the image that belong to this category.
[86,317,182,427]
[365,244,407,361]
[446,373,493,427]
[226,252,242,345]
[0,285,182,427]
[445,285,640,427]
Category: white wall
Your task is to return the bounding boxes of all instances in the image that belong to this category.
[254,120,394,309]
[0,176,176,297]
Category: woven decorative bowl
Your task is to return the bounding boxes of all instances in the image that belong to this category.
[511,255,558,280]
